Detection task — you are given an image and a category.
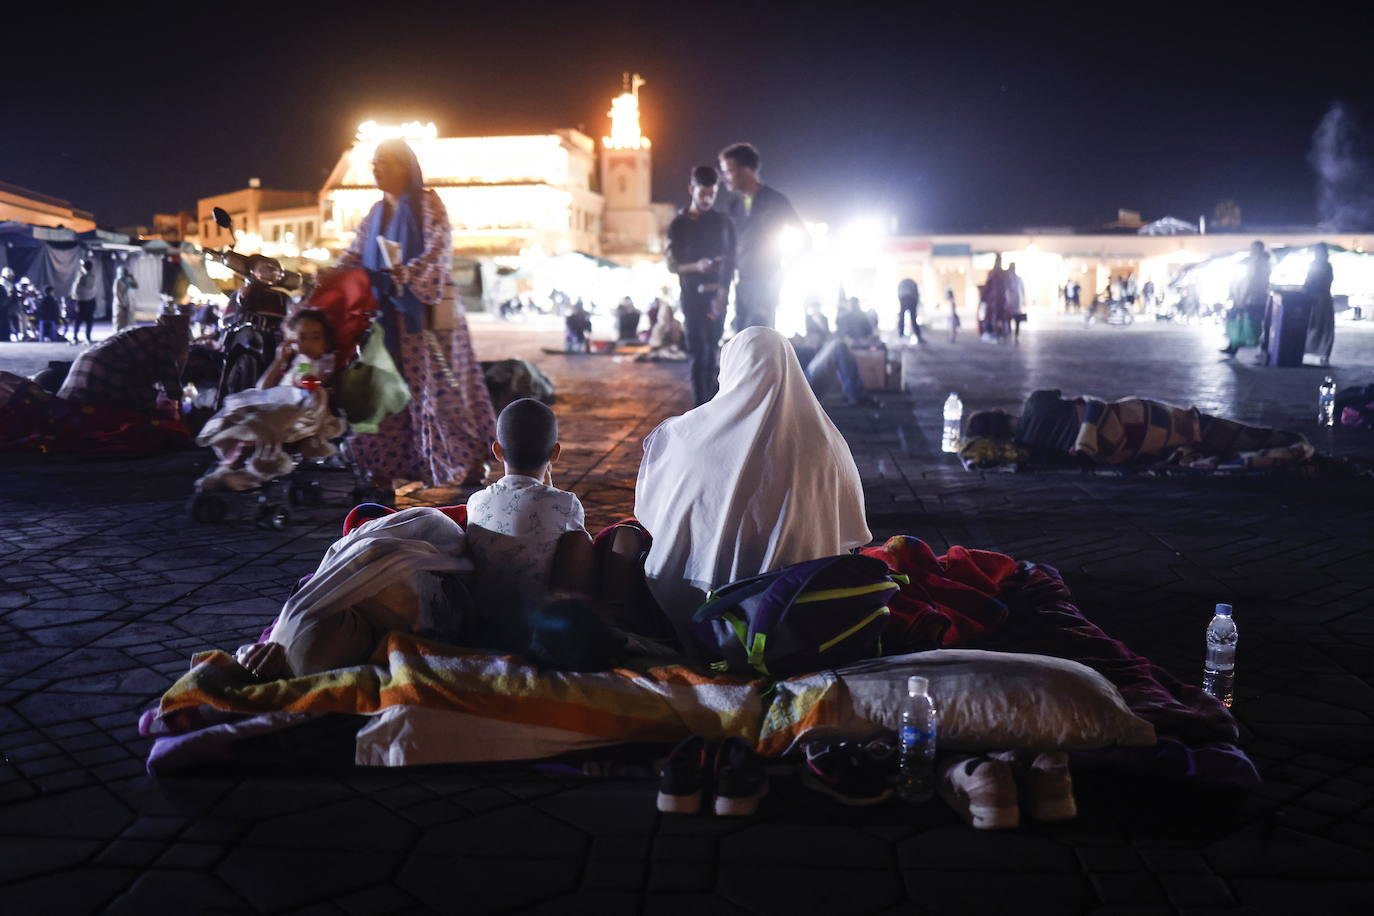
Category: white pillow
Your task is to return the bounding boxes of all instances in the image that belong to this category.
[764,649,1156,754]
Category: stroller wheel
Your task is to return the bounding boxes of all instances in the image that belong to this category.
[189,491,228,524]
[351,485,395,509]
[290,480,325,507]
[255,504,291,530]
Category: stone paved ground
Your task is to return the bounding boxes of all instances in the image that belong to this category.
[2,315,1373,915]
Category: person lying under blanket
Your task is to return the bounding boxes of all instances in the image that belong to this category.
[959,389,1314,471]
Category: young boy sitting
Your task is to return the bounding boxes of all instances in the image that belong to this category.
[465,398,594,651]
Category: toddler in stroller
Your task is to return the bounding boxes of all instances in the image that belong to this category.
[194,308,347,494]
[190,270,380,525]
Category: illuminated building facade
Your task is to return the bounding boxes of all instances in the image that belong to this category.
[599,74,673,260]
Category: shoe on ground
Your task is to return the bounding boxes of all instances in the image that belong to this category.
[799,736,896,806]
[1024,751,1077,821]
[937,755,1019,830]
[657,735,708,814]
[713,736,768,816]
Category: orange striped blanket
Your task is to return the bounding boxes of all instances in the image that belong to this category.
[143,633,1153,771]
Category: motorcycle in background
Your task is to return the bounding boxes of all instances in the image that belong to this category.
[203,207,301,408]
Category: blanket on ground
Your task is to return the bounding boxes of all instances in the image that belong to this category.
[141,553,1255,786]
[1073,396,1312,470]
[860,536,1016,649]
[987,562,1257,786]
[141,640,1155,771]
[0,370,190,457]
[962,393,1314,474]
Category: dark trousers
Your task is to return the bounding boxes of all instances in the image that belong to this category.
[71,299,96,341]
[733,275,780,332]
[38,319,60,341]
[0,306,11,341]
[682,298,724,406]
[898,296,922,340]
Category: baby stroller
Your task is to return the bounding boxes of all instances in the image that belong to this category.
[189,270,380,528]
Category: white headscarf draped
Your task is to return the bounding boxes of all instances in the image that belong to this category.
[634,326,871,642]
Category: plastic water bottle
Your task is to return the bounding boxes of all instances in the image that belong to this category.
[1318,377,1336,427]
[897,675,938,802]
[941,392,963,453]
[1202,603,1238,708]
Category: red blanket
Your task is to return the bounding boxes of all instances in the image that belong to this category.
[0,371,191,457]
[861,536,1017,650]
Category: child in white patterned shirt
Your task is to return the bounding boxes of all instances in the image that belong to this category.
[465,398,594,649]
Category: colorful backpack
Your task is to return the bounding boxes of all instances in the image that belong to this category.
[690,554,902,678]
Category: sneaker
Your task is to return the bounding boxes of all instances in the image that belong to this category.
[799,737,896,806]
[654,736,708,813]
[1024,751,1077,822]
[937,755,1019,830]
[713,736,768,816]
[657,735,708,814]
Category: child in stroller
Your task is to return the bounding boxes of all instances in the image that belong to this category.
[194,308,347,493]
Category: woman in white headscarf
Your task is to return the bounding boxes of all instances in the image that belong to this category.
[633,326,871,645]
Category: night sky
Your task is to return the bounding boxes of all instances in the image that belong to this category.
[7,0,1373,232]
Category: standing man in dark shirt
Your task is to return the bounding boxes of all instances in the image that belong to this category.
[666,165,737,406]
[897,277,923,343]
[718,142,804,333]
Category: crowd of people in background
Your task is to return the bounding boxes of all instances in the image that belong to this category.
[0,259,140,344]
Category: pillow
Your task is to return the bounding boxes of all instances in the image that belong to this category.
[759,649,1156,756]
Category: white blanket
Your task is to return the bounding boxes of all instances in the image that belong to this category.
[268,507,474,649]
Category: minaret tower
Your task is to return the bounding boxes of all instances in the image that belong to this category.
[600,73,659,256]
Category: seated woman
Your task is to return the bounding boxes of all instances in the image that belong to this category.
[630,326,872,648]
[195,309,347,491]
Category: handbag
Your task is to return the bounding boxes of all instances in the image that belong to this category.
[335,320,411,434]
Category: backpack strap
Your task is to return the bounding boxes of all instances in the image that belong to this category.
[691,572,776,624]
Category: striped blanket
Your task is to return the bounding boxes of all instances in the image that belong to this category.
[142,632,1156,772]
[1073,398,1201,464]
[1073,397,1312,469]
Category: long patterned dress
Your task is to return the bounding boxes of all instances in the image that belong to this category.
[338,190,496,485]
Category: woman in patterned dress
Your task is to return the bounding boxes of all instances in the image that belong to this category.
[337,138,496,500]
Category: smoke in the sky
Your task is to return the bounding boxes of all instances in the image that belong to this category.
[1309,102,1374,231]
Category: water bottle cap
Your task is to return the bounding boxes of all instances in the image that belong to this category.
[1214,603,1233,616]
[907,675,929,695]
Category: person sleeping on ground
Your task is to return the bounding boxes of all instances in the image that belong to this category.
[959,389,1314,470]
[631,326,873,649]
[235,397,594,679]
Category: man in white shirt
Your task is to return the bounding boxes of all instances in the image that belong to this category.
[466,398,592,649]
